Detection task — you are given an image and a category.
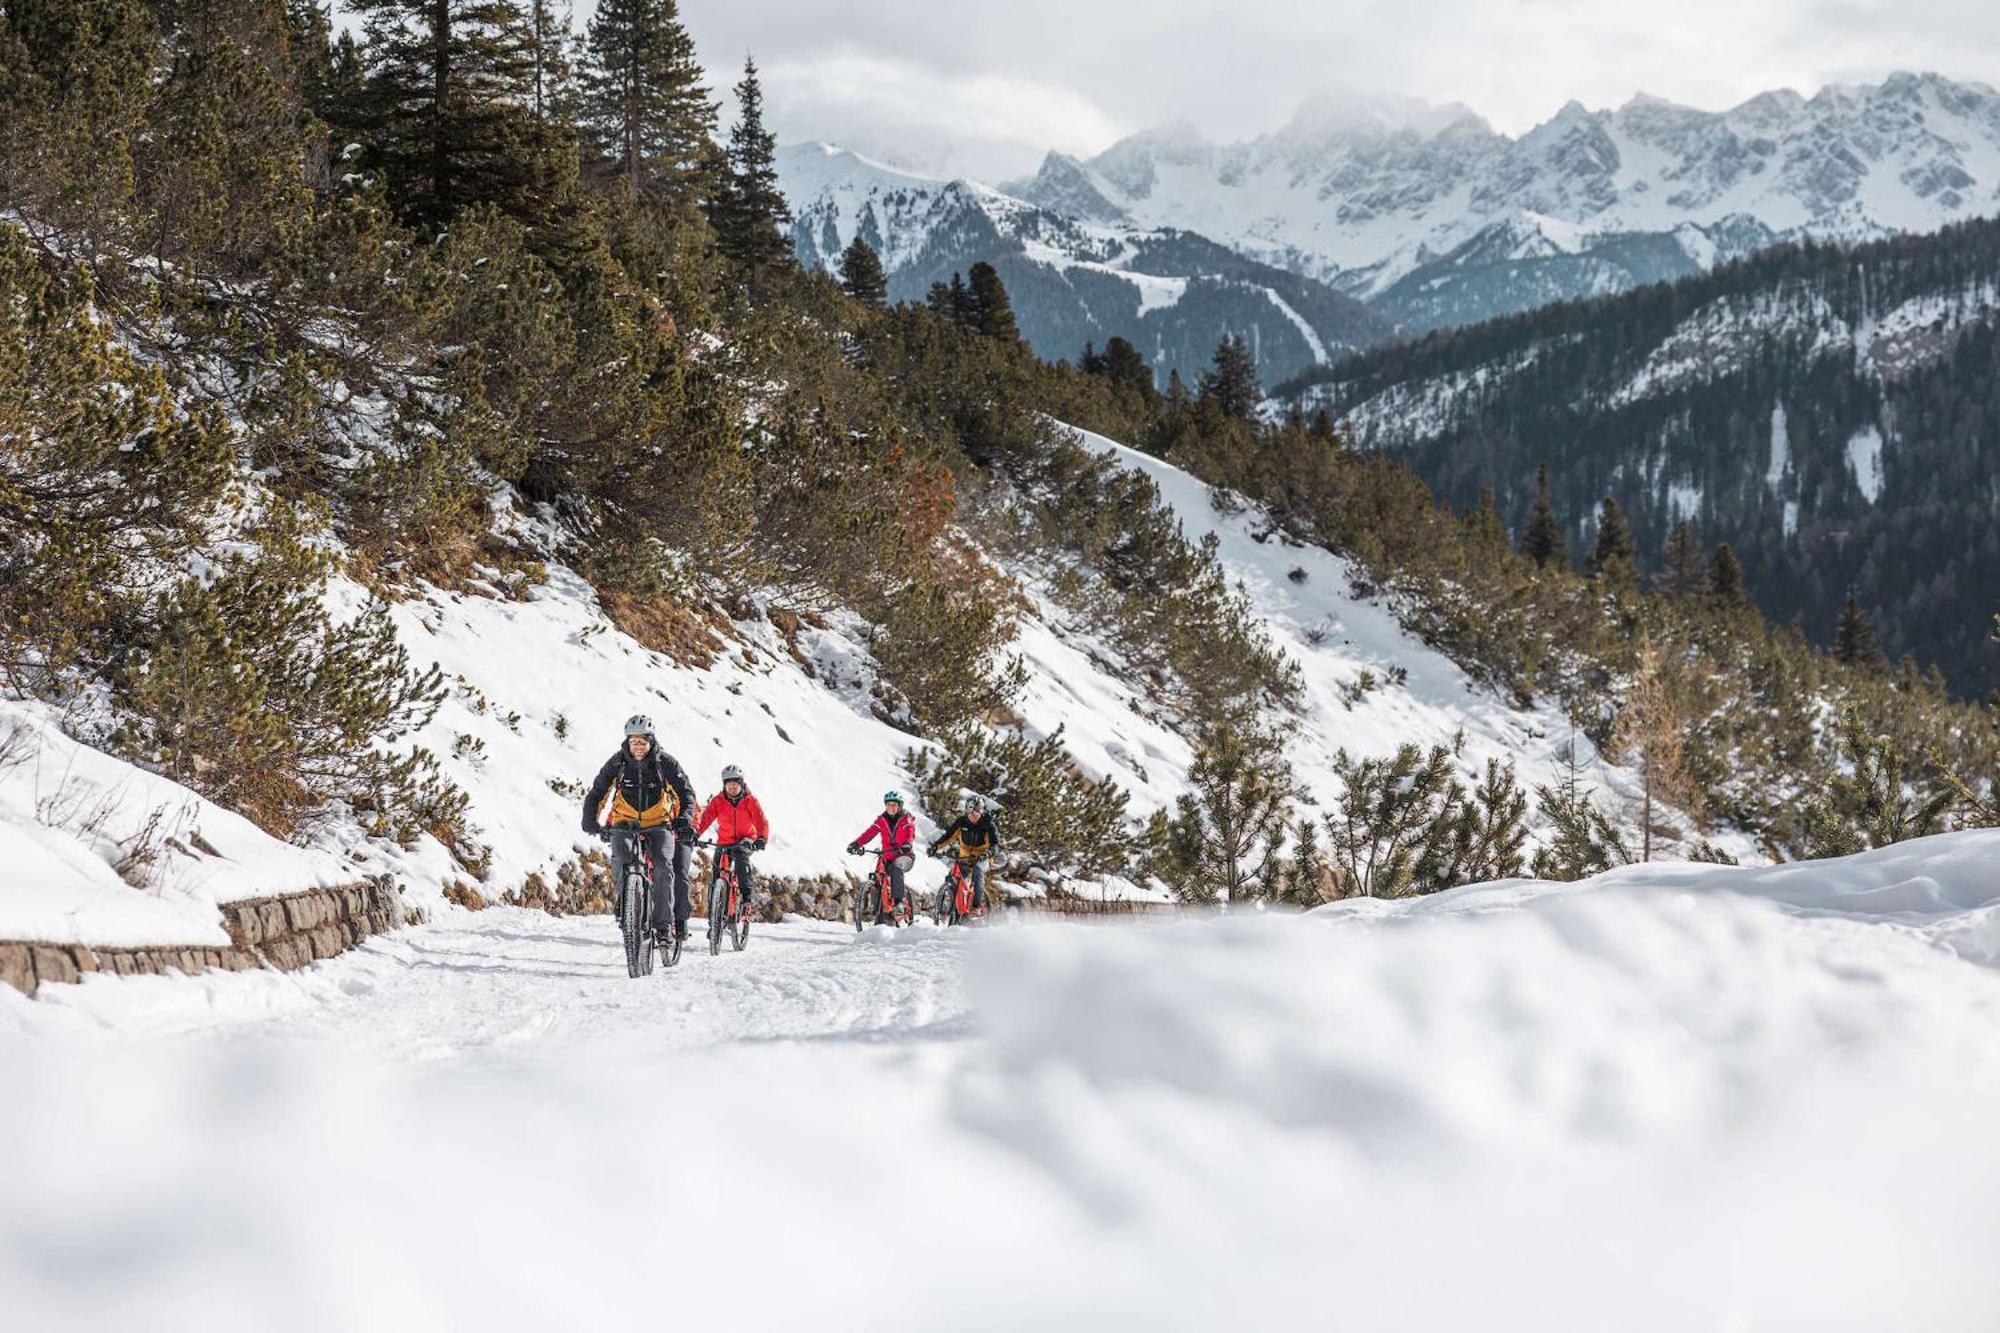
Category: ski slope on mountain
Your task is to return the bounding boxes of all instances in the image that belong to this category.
[7,833,1999,1329]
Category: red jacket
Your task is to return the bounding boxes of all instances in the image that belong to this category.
[853,810,915,857]
[694,789,769,846]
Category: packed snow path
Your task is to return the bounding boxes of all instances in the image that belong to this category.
[9,834,2000,1331]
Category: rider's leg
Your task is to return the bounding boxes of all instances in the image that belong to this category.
[970,861,987,910]
[887,856,908,904]
[732,845,755,905]
[641,828,672,934]
[671,835,693,933]
[608,831,637,915]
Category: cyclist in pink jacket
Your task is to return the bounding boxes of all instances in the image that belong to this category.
[846,789,917,908]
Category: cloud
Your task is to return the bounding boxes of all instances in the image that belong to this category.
[752,51,1128,180]
[573,1,2000,178]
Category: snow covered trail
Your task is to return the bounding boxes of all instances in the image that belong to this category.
[8,835,2000,1331]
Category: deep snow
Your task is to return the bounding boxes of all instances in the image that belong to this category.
[6,832,2000,1329]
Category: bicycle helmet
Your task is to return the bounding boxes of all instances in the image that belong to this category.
[720,764,745,784]
[882,789,905,805]
[962,794,985,813]
[623,714,654,737]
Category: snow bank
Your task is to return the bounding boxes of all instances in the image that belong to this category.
[0,701,354,947]
[7,836,1999,1328]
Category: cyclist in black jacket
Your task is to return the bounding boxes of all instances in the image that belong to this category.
[581,714,697,938]
[928,794,1000,910]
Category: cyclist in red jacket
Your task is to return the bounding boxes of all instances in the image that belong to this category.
[692,764,770,907]
[847,789,916,908]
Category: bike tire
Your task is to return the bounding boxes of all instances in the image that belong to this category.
[935,887,954,926]
[708,876,726,956]
[623,869,653,979]
[853,883,867,932]
[732,908,749,952]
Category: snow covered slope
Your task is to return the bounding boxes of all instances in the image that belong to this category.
[7,833,1999,1328]
[7,417,1696,949]
[1010,73,2000,329]
[778,142,1396,385]
[0,699,354,948]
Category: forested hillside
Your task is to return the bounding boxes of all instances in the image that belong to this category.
[1278,220,2000,699]
[1,0,1995,914]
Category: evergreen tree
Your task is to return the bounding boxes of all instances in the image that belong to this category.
[1800,708,1956,856]
[1102,335,1154,397]
[1078,341,1106,375]
[1164,367,1191,414]
[711,56,791,273]
[1834,593,1884,669]
[837,234,887,306]
[577,0,712,203]
[1660,519,1704,598]
[1530,745,1632,880]
[1153,723,1292,903]
[965,261,1018,341]
[1322,742,1474,897]
[526,0,576,127]
[285,0,336,114]
[949,271,974,326]
[1587,495,1636,582]
[1708,542,1746,604]
[925,277,955,322]
[1199,334,1260,420]
[349,0,547,228]
[1520,464,1565,568]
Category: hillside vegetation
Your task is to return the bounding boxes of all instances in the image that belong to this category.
[2,0,1995,907]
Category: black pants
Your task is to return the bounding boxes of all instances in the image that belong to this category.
[717,845,755,903]
[611,828,691,931]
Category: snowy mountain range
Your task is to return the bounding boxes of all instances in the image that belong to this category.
[991,72,2000,335]
[779,142,1397,385]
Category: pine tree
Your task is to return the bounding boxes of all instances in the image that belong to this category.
[1153,723,1292,903]
[1199,334,1260,420]
[1587,495,1636,583]
[577,0,713,203]
[349,0,546,228]
[1708,542,1746,604]
[1322,742,1473,897]
[965,261,1018,341]
[1530,744,1632,880]
[1520,464,1565,568]
[1660,520,1704,598]
[711,56,791,273]
[1800,708,1956,857]
[1164,368,1191,414]
[838,234,887,306]
[1462,488,1511,564]
[526,0,576,128]
[1103,336,1153,397]
[949,271,974,326]
[1834,593,1884,669]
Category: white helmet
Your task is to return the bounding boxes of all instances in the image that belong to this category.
[720,764,745,784]
[623,714,654,737]
[962,794,985,813]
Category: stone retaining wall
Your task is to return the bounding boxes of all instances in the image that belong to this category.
[0,876,406,998]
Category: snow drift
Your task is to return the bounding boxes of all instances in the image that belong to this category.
[5,833,1999,1329]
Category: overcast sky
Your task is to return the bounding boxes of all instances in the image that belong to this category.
[608,1,2000,180]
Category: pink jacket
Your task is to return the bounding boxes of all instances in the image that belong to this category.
[853,811,916,857]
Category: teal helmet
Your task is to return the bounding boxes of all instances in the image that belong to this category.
[883,790,905,804]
